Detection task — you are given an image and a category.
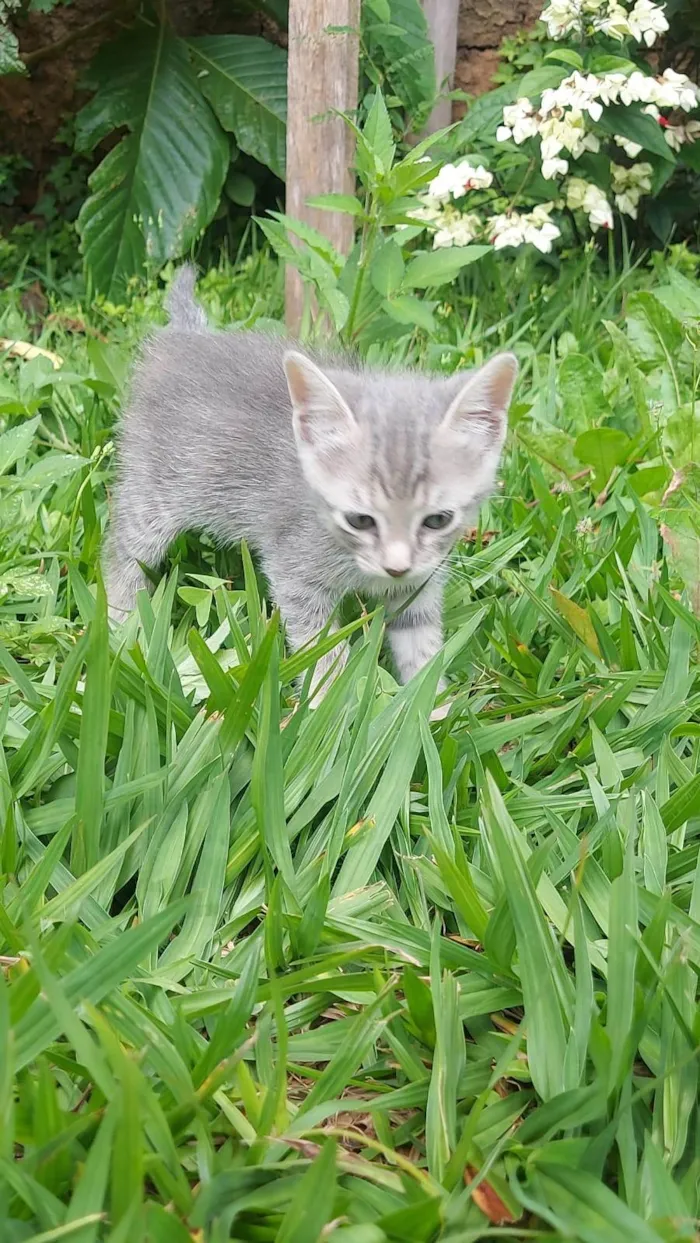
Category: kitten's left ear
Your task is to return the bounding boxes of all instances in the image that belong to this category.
[439,353,518,445]
[284,351,358,452]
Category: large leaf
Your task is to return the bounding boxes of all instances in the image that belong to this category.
[76,27,228,297]
[405,245,491,289]
[598,104,676,163]
[188,35,287,179]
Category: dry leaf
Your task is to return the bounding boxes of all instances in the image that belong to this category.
[0,338,63,369]
[465,1166,518,1224]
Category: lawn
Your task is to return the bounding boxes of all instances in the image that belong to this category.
[1,244,700,1242]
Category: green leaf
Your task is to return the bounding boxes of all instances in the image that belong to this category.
[557,354,609,433]
[404,245,490,289]
[275,1140,337,1242]
[306,193,366,216]
[77,27,228,296]
[188,35,287,179]
[71,575,110,875]
[370,240,405,297]
[0,416,40,476]
[383,295,437,333]
[544,49,584,68]
[574,428,631,483]
[14,901,187,1070]
[483,774,569,1100]
[225,171,256,206]
[0,26,25,75]
[598,104,676,163]
[361,89,395,174]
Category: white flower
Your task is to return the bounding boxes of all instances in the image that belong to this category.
[426,159,494,204]
[407,204,442,225]
[618,70,655,105]
[611,161,653,218]
[663,120,700,151]
[595,72,627,106]
[655,68,700,112]
[614,190,640,217]
[539,110,599,160]
[499,99,539,144]
[542,155,570,179]
[541,0,582,39]
[433,210,482,249]
[540,72,605,121]
[489,204,561,253]
[627,0,669,46]
[593,4,631,39]
[614,133,643,158]
[566,178,614,229]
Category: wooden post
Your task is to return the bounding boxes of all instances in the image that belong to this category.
[421,0,460,134]
[285,0,361,334]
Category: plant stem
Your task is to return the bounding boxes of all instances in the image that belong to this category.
[345,194,378,342]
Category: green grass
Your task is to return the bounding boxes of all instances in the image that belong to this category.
[1,244,700,1241]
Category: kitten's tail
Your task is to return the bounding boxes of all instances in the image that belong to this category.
[166,264,208,332]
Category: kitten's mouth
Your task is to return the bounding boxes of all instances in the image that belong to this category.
[356,560,430,587]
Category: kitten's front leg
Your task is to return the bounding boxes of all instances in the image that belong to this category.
[386,575,449,712]
[268,573,346,702]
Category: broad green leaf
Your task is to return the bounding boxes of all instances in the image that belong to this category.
[370,240,405,298]
[0,416,40,476]
[189,35,287,178]
[404,245,491,289]
[598,103,676,162]
[76,27,228,296]
[575,427,631,483]
[383,295,437,333]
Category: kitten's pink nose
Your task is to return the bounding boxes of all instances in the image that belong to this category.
[383,543,412,577]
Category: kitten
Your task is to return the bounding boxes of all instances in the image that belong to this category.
[105,266,517,704]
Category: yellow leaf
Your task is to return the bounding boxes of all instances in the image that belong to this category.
[0,338,63,369]
[549,587,601,657]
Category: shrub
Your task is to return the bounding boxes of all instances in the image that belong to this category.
[411,0,700,256]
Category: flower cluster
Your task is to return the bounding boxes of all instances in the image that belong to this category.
[610,161,653,216]
[422,159,494,204]
[489,205,562,252]
[409,165,562,253]
[565,179,614,229]
[541,0,668,46]
[407,0,699,258]
[496,68,700,182]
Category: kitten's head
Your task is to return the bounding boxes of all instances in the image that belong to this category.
[284,350,517,584]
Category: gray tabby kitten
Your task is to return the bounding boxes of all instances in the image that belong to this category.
[105,266,517,704]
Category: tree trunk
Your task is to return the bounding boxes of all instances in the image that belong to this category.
[285,0,361,334]
[421,0,460,134]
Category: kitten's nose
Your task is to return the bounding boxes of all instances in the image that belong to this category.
[383,542,412,578]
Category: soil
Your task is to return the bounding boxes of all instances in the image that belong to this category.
[0,0,282,207]
[0,0,542,192]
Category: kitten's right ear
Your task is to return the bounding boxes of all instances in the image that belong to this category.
[439,352,518,447]
[284,352,358,452]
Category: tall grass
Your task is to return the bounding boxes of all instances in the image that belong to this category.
[0,246,699,1241]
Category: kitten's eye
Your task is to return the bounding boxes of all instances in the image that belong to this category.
[423,511,454,531]
[345,513,377,532]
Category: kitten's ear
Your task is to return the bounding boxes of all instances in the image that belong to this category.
[439,352,518,445]
[284,351,357,450]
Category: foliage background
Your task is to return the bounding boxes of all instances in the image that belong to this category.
[1,1,700,1241]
